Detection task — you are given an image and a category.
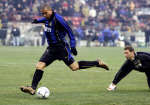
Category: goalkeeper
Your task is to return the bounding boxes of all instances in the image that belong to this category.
[20,4,109,95]
[107,46,150,91]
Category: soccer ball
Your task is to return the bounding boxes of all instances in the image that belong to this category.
[36,87,50,98]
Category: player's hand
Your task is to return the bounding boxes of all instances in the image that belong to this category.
[32,19,38,23]
[107,83,116,91]
[71,47,77,56]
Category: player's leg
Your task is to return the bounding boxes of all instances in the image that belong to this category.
[78,59,109,70]
[20,47,56,95]
[68,59,109,71]
[31,62,46,90]
[145,71,150,88]
[107,62,133,91]
[20,61,47,95]
[62,46,109,71]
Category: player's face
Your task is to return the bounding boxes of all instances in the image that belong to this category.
[124,50,135,60]
[42,10,53,19]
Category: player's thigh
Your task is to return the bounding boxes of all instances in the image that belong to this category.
[63,57,79,71]
[62,54,79,71]
[58,44,79,71]
[38,47,56,69]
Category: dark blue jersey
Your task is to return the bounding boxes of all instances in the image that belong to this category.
[112,52,150,85]
[36,12,76,48]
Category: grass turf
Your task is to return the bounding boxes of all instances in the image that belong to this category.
[0,46,150,105]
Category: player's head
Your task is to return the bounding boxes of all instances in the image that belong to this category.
[124,46,135,60]
[40,4,53,19]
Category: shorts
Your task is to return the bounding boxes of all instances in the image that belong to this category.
[39,42,74,66]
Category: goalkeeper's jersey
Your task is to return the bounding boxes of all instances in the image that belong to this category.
[112,52,150,85]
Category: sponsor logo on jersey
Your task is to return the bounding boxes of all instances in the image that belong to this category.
[44,27,52,32]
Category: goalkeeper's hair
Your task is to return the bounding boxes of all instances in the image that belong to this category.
[124,46,134,52]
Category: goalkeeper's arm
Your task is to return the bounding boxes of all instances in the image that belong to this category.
[107,60,134,91]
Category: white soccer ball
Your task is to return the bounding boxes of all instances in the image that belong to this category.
[36,87,50,98]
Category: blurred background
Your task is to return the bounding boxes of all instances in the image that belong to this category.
[0,0,150,47]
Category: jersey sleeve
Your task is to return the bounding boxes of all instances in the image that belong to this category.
[112,60,134,85]
[55,14,76,48]
[35,17,47,23]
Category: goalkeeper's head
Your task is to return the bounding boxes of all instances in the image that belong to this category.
[124,46,135,60]
[40,4,53,19]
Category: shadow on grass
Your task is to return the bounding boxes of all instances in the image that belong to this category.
[116,89,150,93]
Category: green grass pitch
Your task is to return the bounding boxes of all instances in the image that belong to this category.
[0,46,150,105]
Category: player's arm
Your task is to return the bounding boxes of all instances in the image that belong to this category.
[63,23,77,55]
[55,15,77,55]
[107,60,134,91]
[112,60,134,84]
[145,72,150,88]
[32,17,47,24]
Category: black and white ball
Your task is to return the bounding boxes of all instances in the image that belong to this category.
[36,87,50,98]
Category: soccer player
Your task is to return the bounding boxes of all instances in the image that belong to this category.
[107,46,150,91]
[20,5,109,95]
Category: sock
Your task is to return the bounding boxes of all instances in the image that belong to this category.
[31,69,44,90]
[78,61,99,69]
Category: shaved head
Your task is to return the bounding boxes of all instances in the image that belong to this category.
[40,4,53,13]
[40,4,53,19]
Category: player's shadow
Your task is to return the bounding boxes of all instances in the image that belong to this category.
[35,97,49,100]
[116,89,150,93]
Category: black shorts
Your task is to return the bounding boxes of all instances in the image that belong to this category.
[39,43,74,66]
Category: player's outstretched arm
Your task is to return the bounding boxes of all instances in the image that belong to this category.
[32,19,38,23]
[32,17,46,24]
[107,60,134,91]
[145,72,150,88]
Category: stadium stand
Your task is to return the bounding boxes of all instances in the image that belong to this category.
[0,0,150,47]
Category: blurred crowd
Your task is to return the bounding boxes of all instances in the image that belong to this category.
[0,0,150,47]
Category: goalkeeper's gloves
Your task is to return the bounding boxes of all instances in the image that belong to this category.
[71,47,77,56]
[107,83,116,91]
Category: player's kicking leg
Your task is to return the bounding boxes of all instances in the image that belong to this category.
[62,44,109,71]
[68,59,109,71]
[96,59,109,70]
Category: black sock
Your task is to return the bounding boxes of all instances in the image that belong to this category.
[31,69,44,90]
[78,61,99,69]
